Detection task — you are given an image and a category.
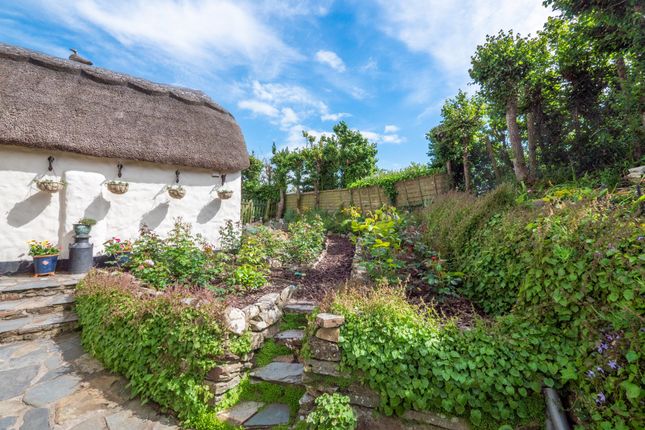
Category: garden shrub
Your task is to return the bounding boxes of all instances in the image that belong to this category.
[418,185,644,428]
[75,271,251,428]
[346,206,406,282]
[305,393,357,430]
[421,183,516,259]
[331,287,571,427]
[283,215,326,265]
[127,219,224,289]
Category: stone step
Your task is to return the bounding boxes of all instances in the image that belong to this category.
[0,294,75,320]
[0,274,83,301]
[273,329,304,349]
[283,300,316,315]
[250,362,304,386]
[0,310,79,344]
[244,404,290,428]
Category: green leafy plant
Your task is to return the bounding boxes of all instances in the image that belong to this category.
[346,206,405,282]
[75,270,250,428]
[305,394,357,430]
[127,219,221,289]
[77,217,97,226]
[283,215,326,265]
[102,237,133,255]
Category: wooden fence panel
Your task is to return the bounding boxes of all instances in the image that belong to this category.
[281,173,450,215]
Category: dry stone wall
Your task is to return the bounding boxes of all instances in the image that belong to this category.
[206,285,296,403]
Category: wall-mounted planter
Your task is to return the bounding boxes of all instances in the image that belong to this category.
[217,189,233,200]
[35,178,64,193]
[167,184,186,199]
[106,180,129,194]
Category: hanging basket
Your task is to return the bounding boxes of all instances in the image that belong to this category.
[217,189,233,200]
[35,178,64,193]
[106,180,129,194]
[167,185,186,199]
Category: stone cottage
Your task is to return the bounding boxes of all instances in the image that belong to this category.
[0,43,249,274]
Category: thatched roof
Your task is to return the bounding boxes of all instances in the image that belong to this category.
[0,43,249,172]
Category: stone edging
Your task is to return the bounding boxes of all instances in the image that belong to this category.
[207,284,297,402]
[349,238,368,282]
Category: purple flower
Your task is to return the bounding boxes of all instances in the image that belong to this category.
[596,392,606,405]
[587,370,595,378]
[608,360,618,370]
[597,342,609,353]
[637,236,644,241]
[596,366,605,374]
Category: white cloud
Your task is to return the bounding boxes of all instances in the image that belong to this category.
[37,0,300,74]
[251,81,328,112]
[375,0,552,72]
[280,107,300,127]
[384,124,399,133]
[237,100,279,117]
[315,50,346,72]
[360,129,405,145]
[321,112,350,122]
[239,80,348,147]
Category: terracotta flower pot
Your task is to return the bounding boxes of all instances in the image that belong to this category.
[106,181,129,194]
[33,254,59,276]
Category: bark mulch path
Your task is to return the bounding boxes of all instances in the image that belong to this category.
[224,235,355,308]
[274,234,355,303]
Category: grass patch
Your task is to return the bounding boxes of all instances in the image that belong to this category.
[280,312,308,331]
[254,339,292,367]
[216,374,305,419]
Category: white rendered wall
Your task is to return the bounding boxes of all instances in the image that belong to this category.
[0,145,242,264]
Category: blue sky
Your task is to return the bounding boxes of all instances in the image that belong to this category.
[0,0,552,170]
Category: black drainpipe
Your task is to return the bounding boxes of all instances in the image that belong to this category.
[544,388,571,430]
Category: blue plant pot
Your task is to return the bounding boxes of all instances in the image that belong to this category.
[115,252,131,267]
[33,255,59,276]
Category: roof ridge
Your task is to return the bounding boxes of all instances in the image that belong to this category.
[0,42,232,118]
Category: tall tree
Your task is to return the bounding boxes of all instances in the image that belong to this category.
[470,31,531,183]
[439,90,484,193]
[333,121,378,188]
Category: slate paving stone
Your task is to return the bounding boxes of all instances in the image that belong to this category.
[23,374,80,407]
[105,411,151,430]
[0,365,39,400]
[274,329,304,343]
[283,301,316,314]
[243,404,290,428]
[20,407,51,430]
[218,401,264,425]
[53,334,85,361]
[250,362,303,385]
[0,416,17,430]
[69,416,108,430]
[37,364,72,383]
